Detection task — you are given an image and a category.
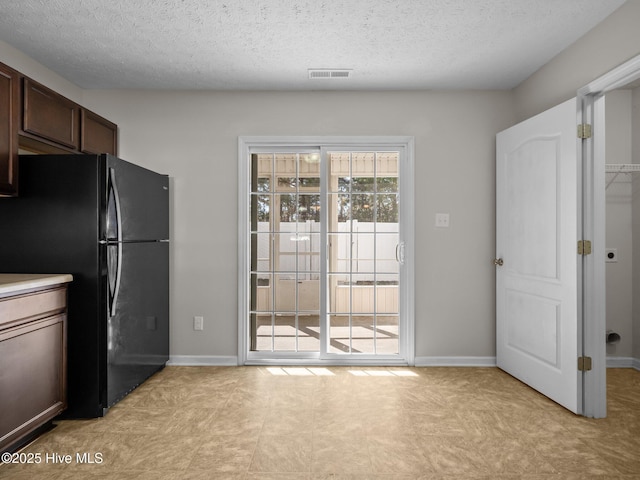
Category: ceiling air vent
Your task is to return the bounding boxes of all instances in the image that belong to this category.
[308,69,352,79]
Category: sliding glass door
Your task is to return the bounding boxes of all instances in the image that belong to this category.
[326,151,400,355]
[250,151,322,354]
[241,138,414,364]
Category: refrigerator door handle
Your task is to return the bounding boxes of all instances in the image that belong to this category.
[107,242,123,317]
[108,167,123,316]
[109,167,123,242]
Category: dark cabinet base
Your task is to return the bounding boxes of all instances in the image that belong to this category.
[0,285,68,453]
[1,421,55,455]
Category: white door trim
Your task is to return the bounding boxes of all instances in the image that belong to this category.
[237,136,415,366]
[578,53,640,418]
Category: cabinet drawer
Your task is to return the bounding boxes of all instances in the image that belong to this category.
[22,78,79,149]
[0,287,67,328]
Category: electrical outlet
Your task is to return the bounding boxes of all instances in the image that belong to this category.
[194,316,204,331]
[435,213,450,228]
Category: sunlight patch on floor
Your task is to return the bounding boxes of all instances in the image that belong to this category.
[348,369,418,377]
[266,367,335,376]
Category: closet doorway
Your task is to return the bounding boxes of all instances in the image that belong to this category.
[602,88,639,369]
[579,53,640,417]
[238,137,415,365]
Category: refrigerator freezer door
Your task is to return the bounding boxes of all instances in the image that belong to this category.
[106,155,169,242]
[107,241,169,408]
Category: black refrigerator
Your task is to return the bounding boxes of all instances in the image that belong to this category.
[0,154,169,418]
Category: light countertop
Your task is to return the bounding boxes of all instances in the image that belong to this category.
[0,274,73,295]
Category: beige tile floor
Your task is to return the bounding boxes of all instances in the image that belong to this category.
[1,366,639,479]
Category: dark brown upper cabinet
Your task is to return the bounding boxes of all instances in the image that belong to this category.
[0,63,20,196]
[22,78,80,150]
[0,61,118,196]
[81,108,117,155]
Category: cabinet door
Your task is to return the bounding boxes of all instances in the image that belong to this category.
[0,63,19,196]
[81,108,117,155]
[23,78,80,150]
[0,314,67,451]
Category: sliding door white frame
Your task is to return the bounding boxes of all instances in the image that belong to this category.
[238,136,415,366]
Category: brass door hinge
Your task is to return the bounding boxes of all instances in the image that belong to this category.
[578,240,592,256]
[577,124,592,139]
[578,356,592,371]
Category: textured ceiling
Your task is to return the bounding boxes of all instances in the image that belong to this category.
[0,0,627,90]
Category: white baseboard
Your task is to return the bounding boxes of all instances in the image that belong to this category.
[414,356,497,367]
[606,356,636,368]
[167,355,238,366]
[607,357,640,371]
[167,355,638,370]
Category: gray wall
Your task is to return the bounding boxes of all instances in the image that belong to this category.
[82,89,514,361]
[1,36,515,362]
[514,0,640,121]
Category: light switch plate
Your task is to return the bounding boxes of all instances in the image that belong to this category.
[435,213,450,228]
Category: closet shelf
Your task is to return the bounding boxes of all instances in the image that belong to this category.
[605,164,640,173]
[605,164,640,189]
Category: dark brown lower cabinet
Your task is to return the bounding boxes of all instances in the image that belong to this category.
[0,285,68,453]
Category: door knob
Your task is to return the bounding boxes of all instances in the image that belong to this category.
[493,258,504,266]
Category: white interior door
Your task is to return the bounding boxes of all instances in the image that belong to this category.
[496,98,581,413]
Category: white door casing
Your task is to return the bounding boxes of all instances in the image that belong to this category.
[496,98,581,413]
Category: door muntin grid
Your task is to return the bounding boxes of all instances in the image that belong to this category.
[249,150,400,356]
[326,152,399,355]
[250,152,321,352]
